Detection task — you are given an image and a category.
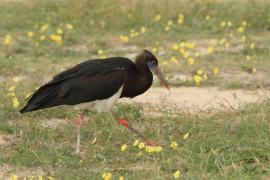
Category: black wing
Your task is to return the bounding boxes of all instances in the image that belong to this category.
[20,57,134,113]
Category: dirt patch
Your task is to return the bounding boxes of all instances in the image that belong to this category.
[120,87,270,114]
[41,118,68,129]
[0,134,15,147]
[0,164,45,180]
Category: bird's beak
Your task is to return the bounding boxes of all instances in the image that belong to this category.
[152,66,170,91]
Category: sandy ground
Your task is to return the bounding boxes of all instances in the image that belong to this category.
[120,87,270,113]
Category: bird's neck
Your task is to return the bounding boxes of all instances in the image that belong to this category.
[135,64,153,91]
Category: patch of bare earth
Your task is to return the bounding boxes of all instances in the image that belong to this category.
[120,87,270,115]
[41,118,68,129]
[0,164,44,180]
[0,134,15,147]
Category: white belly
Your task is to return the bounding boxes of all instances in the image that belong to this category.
[74,85,123,113]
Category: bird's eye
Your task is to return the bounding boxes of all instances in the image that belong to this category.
[152,61,156,65]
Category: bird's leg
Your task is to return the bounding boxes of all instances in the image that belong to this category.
[111,111,159,146]
[75,111,84,154]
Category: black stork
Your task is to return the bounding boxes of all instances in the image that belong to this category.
[20,50,169,154]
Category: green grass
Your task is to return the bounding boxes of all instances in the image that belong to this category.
[1,101,270,179]
[1,0,270,179]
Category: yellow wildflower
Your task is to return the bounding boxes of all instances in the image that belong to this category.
[182,50,190,58]
[207,46,214,54]
[140,26,146,33]
[242,21,248,27]
[251,68,256,74]
[7,92,16,97]
[170,56,178,63]
[40,24,49,32]
[145,145,163,153]
[241,35,246,43]
[203,74,208,80]
[194,52,200,57]
[205,15,211,21]
[172,43,179,50]
[138,142,145,149]
[48,176,54,180]
[91,137,97,144]
[152,47,158,53]
[35,42,40,47]
[40,35,46,40]
[133,139,139,146]
[213,67,219,75]
[225,43,230,48]
[173,170,181,179]
[185,42,195,49]
[9,86,15,91]
[119,176,124,180]
[119,35,129,42]
[130,31,139,38]
[56,28,63,35]
[38,176,42,180]
[155,14,161,21]
[4,34,12,45]
[177,14,184,25]
[246,56,251,61]
[179,42,185,48]
[12,97,20,108]
[220,21,226,27]
[65,23,74,30]
[238,26,244,33]
[12,76,21,83]
[170,141,178,149]
[162,61,168,65]
[193,75,202,84]
[187,57,194,65]
[250,43,255,49]
[165,26,170,31]
[28,31,35,37]
[102,172,112,180]
[155,146,163,152]
[219,38,226,45]
[167,20,173,26]
[99,55,107,59]
[121,144,127,151]
[50,34,62,45]
[145,145,155,153]
[12,175,18,180]
[227,21,233,27]
[183,132,189,140]
[97,49,104,55]
[197,69,203,75]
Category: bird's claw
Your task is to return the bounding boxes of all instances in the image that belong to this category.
[144,139,165,147]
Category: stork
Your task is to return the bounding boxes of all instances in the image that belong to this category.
[20,50,169,154]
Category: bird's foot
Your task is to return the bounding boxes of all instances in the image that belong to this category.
[144,139,165,147]
[118,117,165,147]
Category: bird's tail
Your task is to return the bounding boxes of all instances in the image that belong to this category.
[20,82,63,113]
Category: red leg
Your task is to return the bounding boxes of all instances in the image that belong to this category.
[118,117,163,146]
[76,112,84,154]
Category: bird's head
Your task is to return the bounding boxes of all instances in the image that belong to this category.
[136,50,170,90]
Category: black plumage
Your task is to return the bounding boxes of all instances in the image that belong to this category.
[20,50,157,113]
